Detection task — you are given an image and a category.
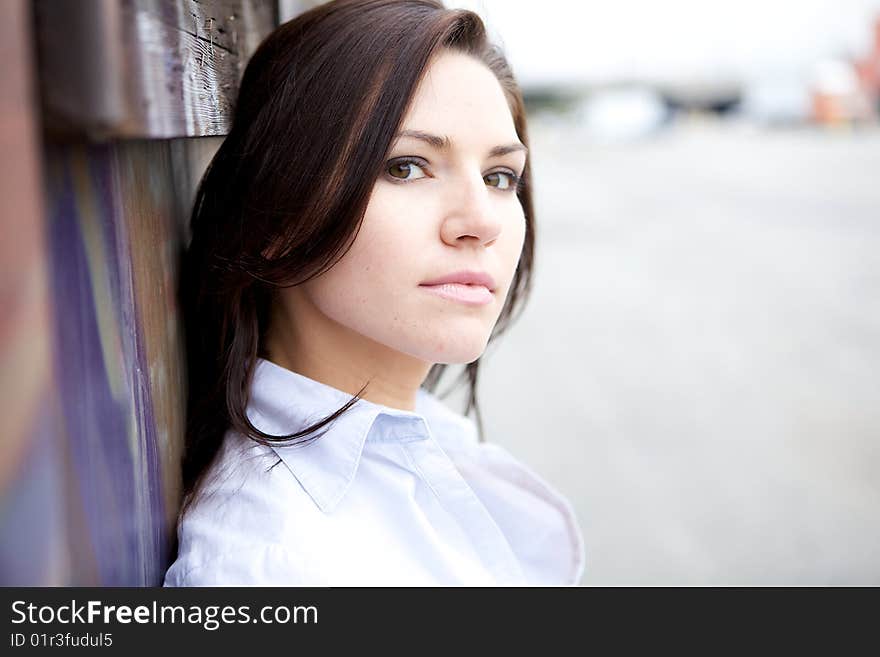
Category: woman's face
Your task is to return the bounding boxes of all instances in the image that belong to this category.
[290,50,527,366]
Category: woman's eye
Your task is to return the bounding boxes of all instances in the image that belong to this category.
[387,160,427,181]
[484,171,518,191]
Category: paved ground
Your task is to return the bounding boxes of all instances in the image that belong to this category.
[467,118,880,585]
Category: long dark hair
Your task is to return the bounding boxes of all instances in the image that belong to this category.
[179,0,536,508]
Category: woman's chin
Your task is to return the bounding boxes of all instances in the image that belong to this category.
[419,337,490,366]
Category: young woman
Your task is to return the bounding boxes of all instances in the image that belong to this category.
[164,0,585,586]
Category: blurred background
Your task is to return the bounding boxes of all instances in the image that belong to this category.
[454,0,880,585]
[1,0,878,585]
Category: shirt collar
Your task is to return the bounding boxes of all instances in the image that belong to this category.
[245,357,470,514]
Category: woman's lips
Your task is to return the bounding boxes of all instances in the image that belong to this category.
[419,270,496,290]
[419,282,493,306]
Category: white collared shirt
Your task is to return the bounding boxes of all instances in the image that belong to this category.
[164,358,585,586]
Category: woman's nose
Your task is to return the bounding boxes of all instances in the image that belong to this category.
[439,172,503,248]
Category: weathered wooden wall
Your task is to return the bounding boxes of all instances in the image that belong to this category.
[0,0,315,585]
[35,0,277,139]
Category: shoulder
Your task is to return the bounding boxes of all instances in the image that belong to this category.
[416,389,585,582]
[164,430,330,586]
[187,429,307,531]
[448,439,587,585]
[164,541,327,586]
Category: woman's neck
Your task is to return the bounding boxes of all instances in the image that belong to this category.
[264,291,431,412]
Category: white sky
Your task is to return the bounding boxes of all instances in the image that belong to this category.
[450,0,880,86]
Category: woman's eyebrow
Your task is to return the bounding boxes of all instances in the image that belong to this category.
[395,129,528,157]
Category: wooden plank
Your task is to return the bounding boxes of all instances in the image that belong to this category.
[34,0,277,138]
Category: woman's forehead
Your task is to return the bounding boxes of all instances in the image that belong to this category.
[401,51,518,144]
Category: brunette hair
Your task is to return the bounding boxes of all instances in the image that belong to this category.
[179,0,536,507]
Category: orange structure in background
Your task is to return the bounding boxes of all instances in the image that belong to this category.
[856,16,880,104]
[812,15,880,125]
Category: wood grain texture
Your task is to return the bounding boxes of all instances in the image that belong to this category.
[35,0,276,138]
[4,0,319,584]
[31,140,196,585]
